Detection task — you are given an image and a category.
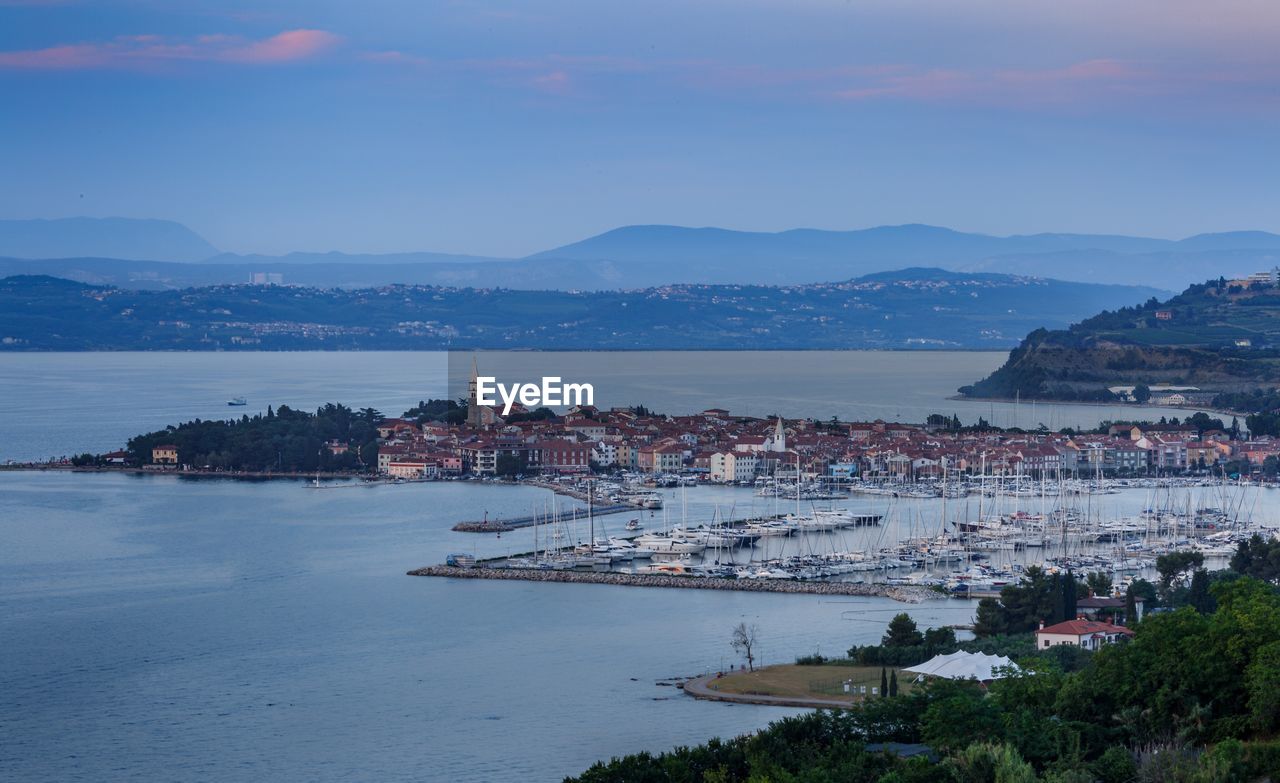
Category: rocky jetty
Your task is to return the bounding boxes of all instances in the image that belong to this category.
[407,566,941,603]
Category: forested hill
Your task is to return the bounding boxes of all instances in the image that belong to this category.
[0,270,1163,351]
[961,277,1280,410]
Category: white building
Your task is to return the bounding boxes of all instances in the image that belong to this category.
[710,450,759,482]
[386,459,436,479]
[1036,619,1134,651]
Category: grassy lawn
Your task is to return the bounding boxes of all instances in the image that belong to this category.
[705,663,913,702]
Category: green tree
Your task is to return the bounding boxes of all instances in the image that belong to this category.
[1245,640,1280,733]
[944,743,1037,783]
[1087,571,1114,597]
[1133,383,1151,404]
[881,667,890,698]
[883,613,925,647]
[921,684,1004,753]
[1187,568,1214,614]
[923,626,957,649]
[1062,571,1078,621]
[1230,533,1280,584]
[1092,746,1137,783]
[974,597,1008,638]
[889,670,899,697]
[1156,551,1205,603]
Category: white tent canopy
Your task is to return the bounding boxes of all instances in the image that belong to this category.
[901,651,1019,681]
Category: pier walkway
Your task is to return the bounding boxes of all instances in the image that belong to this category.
[452,504,635,532]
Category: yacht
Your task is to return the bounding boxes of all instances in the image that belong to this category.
[633,532,706,555]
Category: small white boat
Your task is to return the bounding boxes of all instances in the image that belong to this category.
[227,396,247,406]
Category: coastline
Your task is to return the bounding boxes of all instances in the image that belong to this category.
[0,463,382,481]
[680,672,856,709]
[948,394,1245,420]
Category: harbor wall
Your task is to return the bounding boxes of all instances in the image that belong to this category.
[408,565,942,603]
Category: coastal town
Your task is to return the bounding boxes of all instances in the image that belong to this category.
[11,358,1269,601]
[372,403,1264,484]
[49,355,1280,485]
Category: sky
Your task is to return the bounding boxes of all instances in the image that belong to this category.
[1,0,1278,257]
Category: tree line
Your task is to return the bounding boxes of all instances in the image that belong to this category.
[121,403,381,472]
[571,573,1280,783]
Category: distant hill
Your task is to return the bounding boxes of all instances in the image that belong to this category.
[0,255,632,291]
[532,223,1173,264]
[529,224,1280,288]
[0,269,1165,351]
[5,218,1280,290]
[0,218,218,262]
[202,250,509,266]
[960,277,1280,407]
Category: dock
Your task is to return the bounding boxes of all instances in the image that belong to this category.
[408,565,943,603]
[451,504,637,532]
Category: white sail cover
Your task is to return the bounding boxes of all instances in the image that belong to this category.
[901,651,1019,681]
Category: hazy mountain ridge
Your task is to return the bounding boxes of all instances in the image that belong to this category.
[0,218,218,262]
[4,217,1280,290]
[0,269,1164,351]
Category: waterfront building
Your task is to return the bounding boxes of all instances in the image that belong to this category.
[638,442,684,473]
[709,449,758,482]
[386,459,435,479]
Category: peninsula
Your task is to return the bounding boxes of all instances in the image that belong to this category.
[961,273,1280,426]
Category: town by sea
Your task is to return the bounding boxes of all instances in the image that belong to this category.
[0,351,1231,782]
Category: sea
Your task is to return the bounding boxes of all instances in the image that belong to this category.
[0,351,1216,463]
[0,351,1229,782]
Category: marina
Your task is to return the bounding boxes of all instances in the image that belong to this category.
[434,474,1272,593]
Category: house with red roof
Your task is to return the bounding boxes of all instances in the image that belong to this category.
[1036,618,1134,651]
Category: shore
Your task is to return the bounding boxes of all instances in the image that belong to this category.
[948,394,1246,420]
[409,565,943,603]
[0,463,380,480]
[681,672,857,709]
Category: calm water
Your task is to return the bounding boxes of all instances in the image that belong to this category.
[0,351,1224,782]
[0,473,978,782]
[0,351,1210,462]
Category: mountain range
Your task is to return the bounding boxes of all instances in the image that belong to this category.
[2,217,1278,290]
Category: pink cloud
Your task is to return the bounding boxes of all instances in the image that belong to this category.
[220,29,339,64]
[0,29,340,71]
[531,69,571,94]
[0,44,110,70]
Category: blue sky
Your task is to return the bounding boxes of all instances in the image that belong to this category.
[1,0,1278,257]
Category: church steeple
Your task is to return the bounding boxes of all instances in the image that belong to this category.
[466,356,483,427]
[771,417,786,452]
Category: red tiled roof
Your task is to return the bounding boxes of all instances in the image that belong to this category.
[1039,619,1134,637]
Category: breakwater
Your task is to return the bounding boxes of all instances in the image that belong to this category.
[451,504,635,532]
[408,566,942,603]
